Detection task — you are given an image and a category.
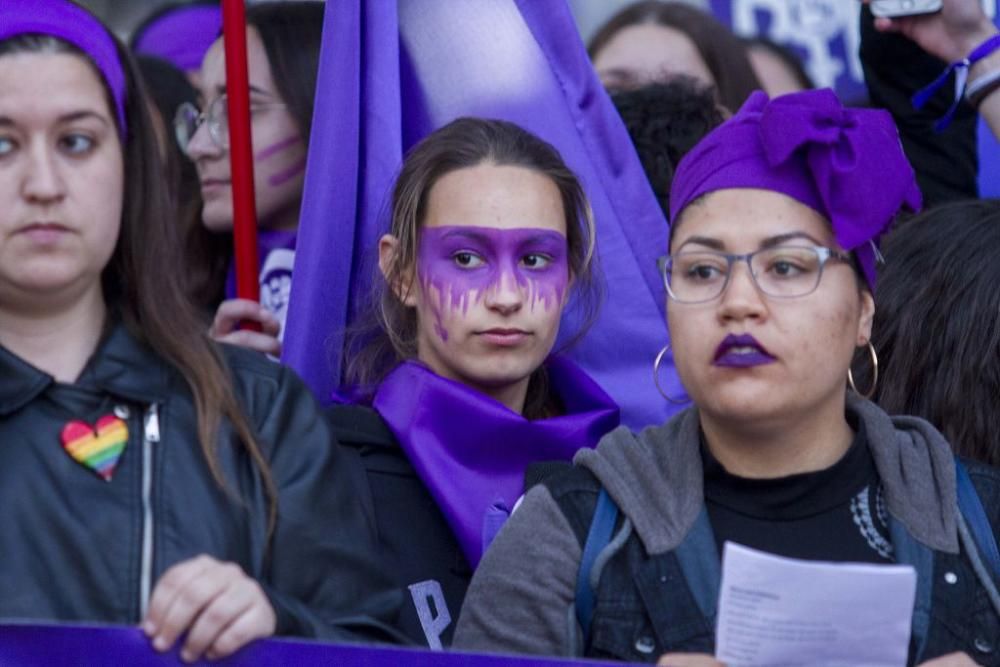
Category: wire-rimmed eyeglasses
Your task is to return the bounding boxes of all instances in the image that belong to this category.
[174,95,286,154]
[657,245,852,304]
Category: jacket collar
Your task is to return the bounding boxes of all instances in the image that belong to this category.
[0,321,173,416]
[576,393,958,556]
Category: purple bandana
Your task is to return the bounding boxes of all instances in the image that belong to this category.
[373,356,620,568]
[669,89,922,289]
[133,5,222,73]
[0,0,127,137]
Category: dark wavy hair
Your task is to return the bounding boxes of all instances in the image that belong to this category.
[588,0,761,112]
[0,17,278,533]
[611,77,725,219]
[344,118,602,419]
[856,199,1000,467]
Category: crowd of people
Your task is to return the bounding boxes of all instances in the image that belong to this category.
[0,0,998,665]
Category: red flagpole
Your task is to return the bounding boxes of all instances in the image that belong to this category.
[221,0,261,308]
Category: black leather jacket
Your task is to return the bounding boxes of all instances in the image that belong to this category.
[0,323,392,640]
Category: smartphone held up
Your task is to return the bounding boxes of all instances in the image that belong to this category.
[871,0,943,17]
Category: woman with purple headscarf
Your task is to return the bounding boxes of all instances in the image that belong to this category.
[454,90,1000,665]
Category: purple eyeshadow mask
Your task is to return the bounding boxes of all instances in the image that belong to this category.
[416,226,570,335]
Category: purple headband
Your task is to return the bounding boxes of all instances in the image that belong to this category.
[0,0,127,137]
[134,5,222,73]
[669,89,922,289]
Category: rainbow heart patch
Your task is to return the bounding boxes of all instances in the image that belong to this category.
[61,415,129,481]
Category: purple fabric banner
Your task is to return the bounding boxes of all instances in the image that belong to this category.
[283,1,687,430]
[0,624,636,666]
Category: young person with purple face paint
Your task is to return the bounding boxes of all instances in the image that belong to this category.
[454,90,1000,665]
[176,2,322,355]
[329,118,620,649]
[0,1,394,661]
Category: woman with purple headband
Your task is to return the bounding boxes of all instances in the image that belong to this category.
[0,1,390,660]
[329,117,620,648]
[175,2,323,356]
[454,90,1000,665]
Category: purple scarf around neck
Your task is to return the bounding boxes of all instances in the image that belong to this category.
[372,356,620,568]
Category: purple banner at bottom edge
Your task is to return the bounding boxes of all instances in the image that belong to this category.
[0,623,642,666]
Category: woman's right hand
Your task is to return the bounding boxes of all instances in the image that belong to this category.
[209,299,282,356]
[863,0,998,63]
[657,654,725,667]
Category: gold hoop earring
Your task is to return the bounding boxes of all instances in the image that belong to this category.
[847,341,878,400]
[653,344,689,405]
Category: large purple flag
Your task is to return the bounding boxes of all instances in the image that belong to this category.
[283,1,687,429]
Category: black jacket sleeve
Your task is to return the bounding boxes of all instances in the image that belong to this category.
[859,5,979,206]
[236,357,403,642]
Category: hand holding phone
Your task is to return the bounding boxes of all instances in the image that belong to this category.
[871,0,944,18]
[868,0,998,63]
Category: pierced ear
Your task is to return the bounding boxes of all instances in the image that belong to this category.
[378,234,418,307]
[857,288,875,345]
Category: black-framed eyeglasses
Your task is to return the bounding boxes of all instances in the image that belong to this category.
[173,94,286,154]
[657,245,853,304]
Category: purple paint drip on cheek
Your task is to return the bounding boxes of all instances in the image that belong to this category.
[416,226,569,317]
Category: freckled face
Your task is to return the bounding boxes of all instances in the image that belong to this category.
[667,188,874,427]
[0,52,124,309]
[410,164,570,395]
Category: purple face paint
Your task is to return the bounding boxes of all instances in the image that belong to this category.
[255,135,301,161]
[417,226,570,340]
[268,158,308,187]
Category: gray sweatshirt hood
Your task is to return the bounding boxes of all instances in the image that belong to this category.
[573,394,958,556]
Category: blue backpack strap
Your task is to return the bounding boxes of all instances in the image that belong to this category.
[955,456,1000,576]
[575,487,619,643]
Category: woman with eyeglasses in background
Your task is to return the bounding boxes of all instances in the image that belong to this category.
[455,90,1000,665]
[175,2,322,355]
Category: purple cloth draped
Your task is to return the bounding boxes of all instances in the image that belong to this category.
[0,623,632,665]
[372,356,619,568]
[282,0,687,430]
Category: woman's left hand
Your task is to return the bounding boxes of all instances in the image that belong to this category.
[142,554,276,663]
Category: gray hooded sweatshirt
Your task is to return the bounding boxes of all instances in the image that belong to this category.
[454,395,963,657]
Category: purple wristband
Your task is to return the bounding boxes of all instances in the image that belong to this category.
[0,0,127,138]
[913,32,1000,131]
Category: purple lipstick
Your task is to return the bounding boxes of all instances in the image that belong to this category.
[713,333,776,368]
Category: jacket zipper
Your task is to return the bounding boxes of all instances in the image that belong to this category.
[139,404,160,618]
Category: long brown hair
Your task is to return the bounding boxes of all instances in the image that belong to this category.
[0,26,278,534]
[588,1,761,113]
[344,118,601,417]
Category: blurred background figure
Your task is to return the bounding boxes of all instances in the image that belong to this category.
[859,199,1000,468]
[743,36,814,97]
[131,0,221,88]
[610,78,725,218]
[135,55,227,314]
[587,0,761,112]
[175,1,324,355]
